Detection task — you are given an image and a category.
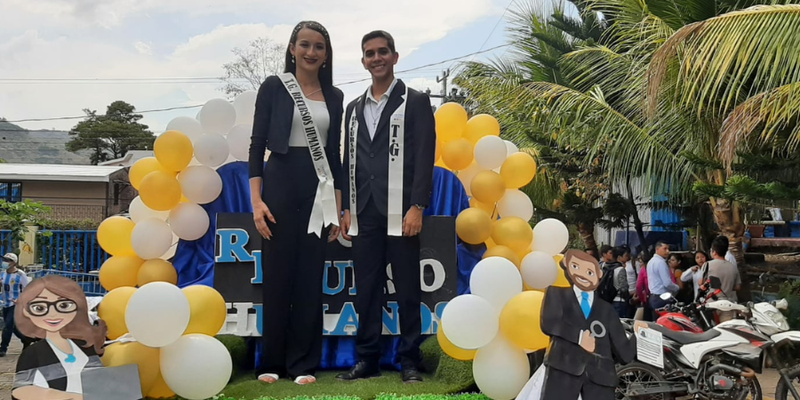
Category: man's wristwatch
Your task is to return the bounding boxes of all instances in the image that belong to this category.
[414,204,426,211]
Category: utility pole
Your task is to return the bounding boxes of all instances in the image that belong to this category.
[436,69,450,105]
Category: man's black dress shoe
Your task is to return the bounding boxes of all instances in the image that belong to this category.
[336,360,381,380]
[402,368,423,383]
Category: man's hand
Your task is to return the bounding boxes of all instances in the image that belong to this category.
[328,225,340,243]
[403,207,423,237]
[633,320,649,334]
[341,210,352,241]
[580,330,596,353]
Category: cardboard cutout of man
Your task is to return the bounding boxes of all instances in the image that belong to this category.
[539,249,644,400]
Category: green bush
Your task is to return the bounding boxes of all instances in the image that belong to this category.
[217,335,248,376]
[777,280,800,330]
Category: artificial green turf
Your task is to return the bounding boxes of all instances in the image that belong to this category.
[162,337,477,400]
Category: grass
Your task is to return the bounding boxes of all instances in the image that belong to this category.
[158,336,479,400]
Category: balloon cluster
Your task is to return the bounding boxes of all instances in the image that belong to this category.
[439,219,571,400]
[92,94,257,399]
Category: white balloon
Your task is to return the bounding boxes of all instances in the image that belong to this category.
[456,163,482,197]
[166,117,203,143]
[474,136,508,170]
[470,257,522,311]
[131,218,173,260]
[178,166,223,204]
[129,196,168,223]
[125,282,190,348]
[169,203,210,241]
[198,98,237,135]
[193,134,230,168]
[233,91,257,126]
[532,218,570,256]
[504,140,519,155]
[473,334,531,400]
[520,251,559,289]
[440,294,499,349]
[227,124,251,161]
[159,232,179,261]
[160,334,232,400]
[497,189,534,221]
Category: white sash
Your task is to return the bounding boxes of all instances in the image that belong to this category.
[347,85,408,237]
[279,73,339,238]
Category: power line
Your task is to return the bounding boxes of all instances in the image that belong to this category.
[2,45,509,124]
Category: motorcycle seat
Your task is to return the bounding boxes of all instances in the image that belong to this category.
[646,322,721,345]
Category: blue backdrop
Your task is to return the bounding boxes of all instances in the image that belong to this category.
[172,162,479,369]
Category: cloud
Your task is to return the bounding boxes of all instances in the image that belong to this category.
[0,0,497,132]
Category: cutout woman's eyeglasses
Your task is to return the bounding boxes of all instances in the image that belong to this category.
[27,300,78,316]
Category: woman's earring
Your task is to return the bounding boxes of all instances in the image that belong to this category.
[292,55,296,64]
[322,62,326,69]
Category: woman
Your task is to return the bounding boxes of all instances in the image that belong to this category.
[668,254,693,303]
[13,275,107,400]
[635,252,651,321]
[248,20,344,386]
[680,251,708,300]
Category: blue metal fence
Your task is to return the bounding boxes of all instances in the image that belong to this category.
[0,230,12,257]
[37,230,109,273]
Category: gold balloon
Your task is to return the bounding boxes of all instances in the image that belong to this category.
[516,247,532,261]
[435,138,442,162]
[441,138,474,171]
[182,285,228,336]
[469,198,498,220]
[137,259,178,286]
[97,216,136,257]
[485,236,497,249]
[499,291,549,351]
[491,217,533,254]
[99,256,144,291]
[139,171,182,211]
[500,152,538,189]
[97,286,137,339]
[130,158,174,190]
[435,157,449,170]
[437,325,476,361]
[435,102,468,142]
[102,342,161,395]
[483,245,521,267]
[154,130,193,172]
[464,114,500,144]
[551,254,571,287]
[471,170,506,204]
[456,208,493,245]
[146,373,175,399]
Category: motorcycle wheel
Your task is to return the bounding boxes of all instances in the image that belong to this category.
[775,364,800,400]
[616,362,673,400]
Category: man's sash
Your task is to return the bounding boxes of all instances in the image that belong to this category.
[347,85,408,237]
[279,73,338,237]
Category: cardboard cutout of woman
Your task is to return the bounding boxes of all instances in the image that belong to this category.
[12,275,108,400]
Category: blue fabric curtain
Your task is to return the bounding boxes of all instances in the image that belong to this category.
[172,164,480,369]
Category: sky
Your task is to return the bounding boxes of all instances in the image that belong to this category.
[0,0,530,134]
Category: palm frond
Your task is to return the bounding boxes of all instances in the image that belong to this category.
[644,0,718,29]
[648,4,800,117]
[719,82,800,165]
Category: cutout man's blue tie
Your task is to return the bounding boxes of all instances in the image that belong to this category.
[581,291,591,318]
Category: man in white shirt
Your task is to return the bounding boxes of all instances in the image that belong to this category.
[0,253,31,357]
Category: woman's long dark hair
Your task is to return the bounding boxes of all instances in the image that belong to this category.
[284,21,333,88]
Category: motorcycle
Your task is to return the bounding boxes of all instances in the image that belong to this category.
[617,293,800,400]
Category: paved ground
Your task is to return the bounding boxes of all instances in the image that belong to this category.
[0,338,22,400]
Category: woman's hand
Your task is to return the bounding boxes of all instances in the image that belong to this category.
[252,200,276,240]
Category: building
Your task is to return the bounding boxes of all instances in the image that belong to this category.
[0,164,134,221]
[99,150,154,167]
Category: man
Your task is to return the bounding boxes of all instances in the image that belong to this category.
[609,247,631,318]
[0,253,30,357]
[599,245,613,266]
[646,241,679,315]
[339,30,436,383]
[621,247,638,318]
[707,236,742,322]
[540,249,645,400]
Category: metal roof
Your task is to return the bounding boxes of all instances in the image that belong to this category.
[0,164,124,182]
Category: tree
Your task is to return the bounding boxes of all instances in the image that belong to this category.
[66,101,155,165]
[220,37,285,96]
[0,200,51,252]
[455,0,611,255]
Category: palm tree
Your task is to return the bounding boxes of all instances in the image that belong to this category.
[460,0,800,270]
[456,0,614,255]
